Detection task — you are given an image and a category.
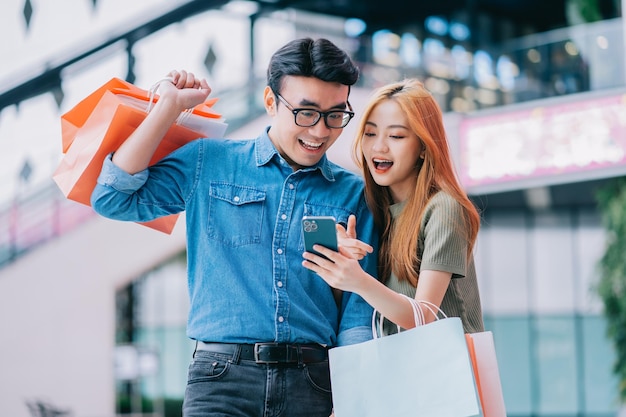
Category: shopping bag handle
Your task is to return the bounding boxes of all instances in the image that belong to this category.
[414,299,448,320]
[109,78,221,119]
[372,295,448,338]
[146,77,173,113]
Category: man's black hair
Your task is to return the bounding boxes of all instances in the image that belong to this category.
[267,38,359,96]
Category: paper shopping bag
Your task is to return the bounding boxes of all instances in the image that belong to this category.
[53,78,227,234]
[329,316,480,417]
[60,77,220,152]
[465,332,507,417]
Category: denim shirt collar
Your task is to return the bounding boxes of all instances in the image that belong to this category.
[255,128,336,183]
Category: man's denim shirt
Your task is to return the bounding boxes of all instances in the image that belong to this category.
[91,129,379,347]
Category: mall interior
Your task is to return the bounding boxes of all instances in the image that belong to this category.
[0,0,625,416]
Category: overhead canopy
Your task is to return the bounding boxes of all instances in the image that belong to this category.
[251,0,571,33]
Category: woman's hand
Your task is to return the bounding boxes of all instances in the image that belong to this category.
[336,214,373,260]
[302,243,371,294]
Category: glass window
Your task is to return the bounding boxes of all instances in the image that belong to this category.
[531,212,576,313]
[489,317,533,415]
[581,316,620,414]
[534,317,579,414]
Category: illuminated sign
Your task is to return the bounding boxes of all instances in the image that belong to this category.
[459,92,626,194]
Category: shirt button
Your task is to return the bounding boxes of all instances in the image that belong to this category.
[233,196,240,202]
[278,316,284,322]
[281,214,287,220]
[277,281,283,288]
[277,248,283,255]
[289,184,295,189]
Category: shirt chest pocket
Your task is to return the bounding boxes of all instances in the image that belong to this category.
[207,183,266,247]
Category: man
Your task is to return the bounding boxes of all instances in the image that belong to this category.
[91,37,378,416]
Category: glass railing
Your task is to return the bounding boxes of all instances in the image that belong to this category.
[355,18,624,113]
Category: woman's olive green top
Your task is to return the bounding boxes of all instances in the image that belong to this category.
[383,191,484,335]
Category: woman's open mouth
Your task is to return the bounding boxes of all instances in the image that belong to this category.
[373,158,393,171]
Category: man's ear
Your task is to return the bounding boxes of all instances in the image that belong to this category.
[264,86,276,116]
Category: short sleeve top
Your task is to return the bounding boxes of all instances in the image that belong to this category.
[384,192,484,334]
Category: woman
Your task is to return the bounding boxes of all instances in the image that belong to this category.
[303,78,483,333]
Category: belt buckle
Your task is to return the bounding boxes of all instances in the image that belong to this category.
[253,342,280,364]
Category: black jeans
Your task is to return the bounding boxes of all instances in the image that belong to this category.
[183,348,332,417]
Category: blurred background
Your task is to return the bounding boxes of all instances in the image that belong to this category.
[0,0,625,416]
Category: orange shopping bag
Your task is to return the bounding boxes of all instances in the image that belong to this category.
[53,77,228,234]
[465,331,507,417]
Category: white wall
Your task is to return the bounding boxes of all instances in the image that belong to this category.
[0,214,186,417]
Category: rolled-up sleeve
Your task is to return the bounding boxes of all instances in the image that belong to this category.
[90,154,154,222]
[337,325,372,346]
[95,153,149,192]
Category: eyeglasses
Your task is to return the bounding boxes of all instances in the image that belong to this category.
[275,93,354,129]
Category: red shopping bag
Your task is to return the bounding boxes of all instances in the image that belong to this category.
[465,332,507,417]
[53,78,227,234]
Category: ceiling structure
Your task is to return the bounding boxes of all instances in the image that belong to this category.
[252,0,571,34]
[256,0,621,32]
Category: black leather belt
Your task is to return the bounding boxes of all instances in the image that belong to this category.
[196,342,328,364]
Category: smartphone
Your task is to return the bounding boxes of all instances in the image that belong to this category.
[302,216,338,259]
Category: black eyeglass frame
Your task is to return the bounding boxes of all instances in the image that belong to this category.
[275,92,355,129]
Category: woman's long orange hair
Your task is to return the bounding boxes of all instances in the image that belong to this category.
[352,79,480,286]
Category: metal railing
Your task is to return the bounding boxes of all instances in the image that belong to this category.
[0,181,95,267]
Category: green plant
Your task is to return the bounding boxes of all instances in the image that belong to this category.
[566,0,603,24]
[596,176,626,401]
[116,396,183,417]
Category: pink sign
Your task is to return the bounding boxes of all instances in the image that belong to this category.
[459,93,626,193]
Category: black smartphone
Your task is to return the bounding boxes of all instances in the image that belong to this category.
[302,216,338,259]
